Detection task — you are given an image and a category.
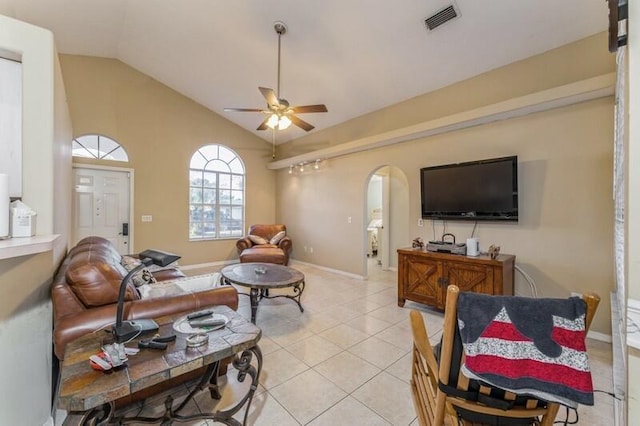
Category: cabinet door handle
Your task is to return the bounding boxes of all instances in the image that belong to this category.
[437,277,442,286]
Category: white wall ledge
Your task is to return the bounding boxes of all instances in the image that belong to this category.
[0,234,60,260]
[268,73,616,170]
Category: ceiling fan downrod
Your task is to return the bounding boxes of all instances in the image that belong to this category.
[274,21,287,100]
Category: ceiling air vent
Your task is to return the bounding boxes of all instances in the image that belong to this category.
[424,4,460,31]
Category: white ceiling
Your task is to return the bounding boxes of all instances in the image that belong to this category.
[0,0,608,144]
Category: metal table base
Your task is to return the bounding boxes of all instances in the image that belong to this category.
[69,346,262,426]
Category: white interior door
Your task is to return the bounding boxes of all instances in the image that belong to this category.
[73,167,131,254]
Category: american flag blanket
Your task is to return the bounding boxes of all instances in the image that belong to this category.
[457,292,593,408]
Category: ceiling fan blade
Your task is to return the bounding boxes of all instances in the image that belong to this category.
[258,87,279,108]
[289,115,315,132]
[224,107,266,112]
[291,104,328,114]
[256,116,271,131]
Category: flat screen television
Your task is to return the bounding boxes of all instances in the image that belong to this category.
[420,156,518,221]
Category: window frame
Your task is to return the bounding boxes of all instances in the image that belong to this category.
[189,144,245,241]
[72,134,129,162]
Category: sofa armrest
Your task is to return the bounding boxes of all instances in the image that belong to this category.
[53,286,238,360]
[236,237,253,254]
[278,236,292,253]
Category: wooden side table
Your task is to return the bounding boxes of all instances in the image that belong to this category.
[57,305,262,425]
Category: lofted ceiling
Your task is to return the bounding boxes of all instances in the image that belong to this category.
[0,0,607,144]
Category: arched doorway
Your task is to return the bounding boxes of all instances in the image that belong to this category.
[364,165,410,278]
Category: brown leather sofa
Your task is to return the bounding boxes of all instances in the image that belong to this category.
[51,236,238,360]
[236,224,292,265]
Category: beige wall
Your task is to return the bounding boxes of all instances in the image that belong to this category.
[277,34,615,336]
[0,14,72,426]
[60,55,276,265]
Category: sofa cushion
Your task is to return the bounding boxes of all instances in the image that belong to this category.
[138,273,220,299]
[66,257,139,307]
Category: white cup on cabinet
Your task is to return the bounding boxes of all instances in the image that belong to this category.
[466,238,479,256]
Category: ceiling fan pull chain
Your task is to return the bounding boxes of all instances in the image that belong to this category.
[272,129,276,159]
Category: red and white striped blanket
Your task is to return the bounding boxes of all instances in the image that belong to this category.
[457,292,593,408]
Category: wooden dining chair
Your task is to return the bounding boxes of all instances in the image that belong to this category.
[409,309,458,426]
[431,285,600,426]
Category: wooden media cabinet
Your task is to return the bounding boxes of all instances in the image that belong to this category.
[397,248,515,310]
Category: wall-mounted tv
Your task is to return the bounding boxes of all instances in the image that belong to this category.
[420,156,518,221]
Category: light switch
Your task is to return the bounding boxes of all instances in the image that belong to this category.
[141,215,153,222]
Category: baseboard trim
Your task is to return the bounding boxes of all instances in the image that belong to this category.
[181,260,238,271]
[182,259,387,281]
[289,259,366,280]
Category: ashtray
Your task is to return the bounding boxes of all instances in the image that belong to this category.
[254,266,267,275]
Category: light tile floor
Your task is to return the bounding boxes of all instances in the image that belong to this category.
[113,260,616,425]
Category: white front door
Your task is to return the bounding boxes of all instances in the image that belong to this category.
[72,167,132,254]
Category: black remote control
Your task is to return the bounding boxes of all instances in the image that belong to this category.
[189,318,226,328]
[187,310,214,320]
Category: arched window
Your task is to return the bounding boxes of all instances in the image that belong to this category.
[189,144,245,240]
[72,134,129,162]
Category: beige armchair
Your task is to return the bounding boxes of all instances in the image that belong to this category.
[236,224,292,265]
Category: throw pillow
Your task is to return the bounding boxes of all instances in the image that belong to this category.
[121,255,158,287]
[270,230,286,245]
[248,235,269,245]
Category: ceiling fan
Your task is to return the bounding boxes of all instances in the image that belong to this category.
[224,21,328,133]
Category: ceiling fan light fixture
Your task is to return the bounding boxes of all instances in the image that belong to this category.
[266,114,279,129]
[279,115,292,130]
[266,113,292,130]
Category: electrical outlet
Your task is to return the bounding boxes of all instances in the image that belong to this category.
[571,292,581,298]
[141,215,152,222]
[309,247,314,254]
[347,216,352,224]
[418,218,424,227]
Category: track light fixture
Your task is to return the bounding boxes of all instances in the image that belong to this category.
[287,159,325,175]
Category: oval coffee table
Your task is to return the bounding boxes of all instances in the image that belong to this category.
[220,263,305,324]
